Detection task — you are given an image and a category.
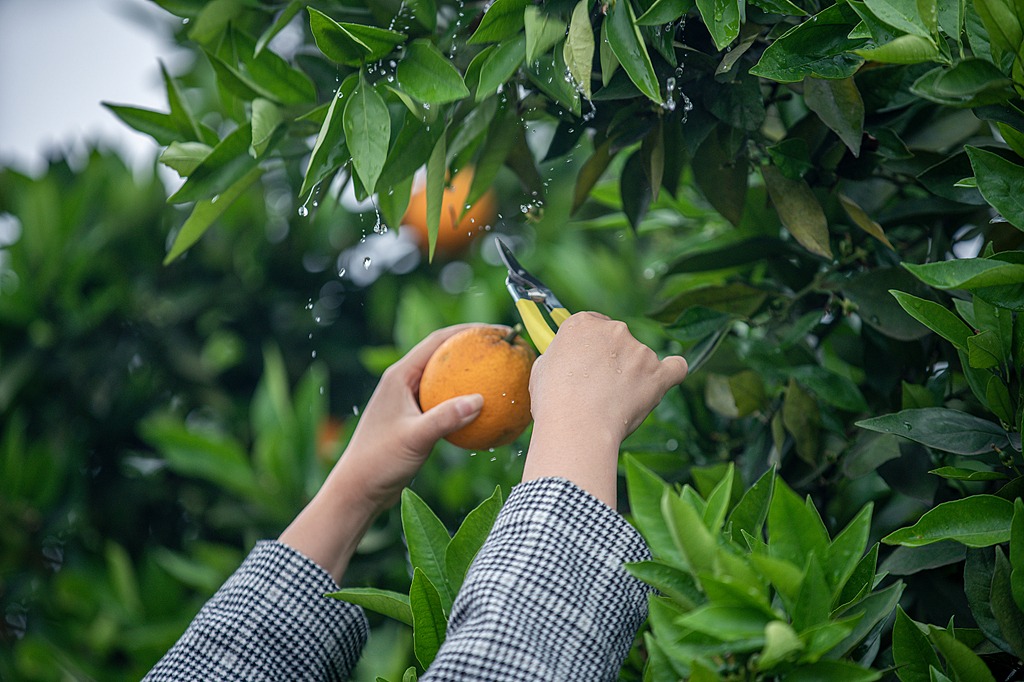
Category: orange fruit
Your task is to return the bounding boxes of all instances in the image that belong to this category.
[402,167,498,257]
[418,326,537,450]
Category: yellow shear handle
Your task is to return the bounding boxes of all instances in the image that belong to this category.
[549,307,571,326]
[515,299,556,354]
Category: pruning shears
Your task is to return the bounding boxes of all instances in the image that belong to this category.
[495,237,570,354]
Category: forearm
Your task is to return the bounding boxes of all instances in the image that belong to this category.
[521,420,621,508]
[278,457,379,584]
[145,541,367,681]
[423,478,652,681]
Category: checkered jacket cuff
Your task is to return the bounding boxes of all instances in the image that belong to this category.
[144,540,367,681]
[423,476,653,681]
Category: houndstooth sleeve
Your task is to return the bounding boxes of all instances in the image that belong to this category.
[423,476,653,681]
[144,540,367,682]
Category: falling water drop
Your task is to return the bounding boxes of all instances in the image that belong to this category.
[363,256,372,269]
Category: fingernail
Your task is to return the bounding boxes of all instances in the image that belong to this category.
[455,394,484,418]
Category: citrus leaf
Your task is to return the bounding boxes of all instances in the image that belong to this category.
[696,0,742,50]
[327,588,412,626]
[564,0,595,99]
[425,132,446,262]
[966,145,1024,230]
[889,290,973,350]
[164,166,264,264]
[525,6,567,63]
[396,40,470,105]
[883,496,1014,548]
[468,0,529,44]
[605,0,663,103]
[410,569,447,668]
[401,488,453,610]
[308,8,406,66]
[762,165,832,259]
[856,407,1010,454]
[804,77,864,156]
[445,485,502,592]
[344,71,390,195]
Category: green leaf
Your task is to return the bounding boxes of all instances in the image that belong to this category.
[625,455,683,565]
[830,581,905,657]
[855,407,1010,454]
[255,1,303,55]
[344,71,390,195]
[168,123,257,205]
[1012,500,1024,615]
[968,330,1003,368]
[750,4,867,83]
[410,569,447,669]
[791,366,869,412]
[308,9,406,66]
[826,504,873,599]
[159,141,212,176]
[525,6,567,63]
[966,145,1024,229]
[929,466,1008,481]
[696,0,742,50]
[890,290,973,350]
[250,98,281,158]
[782,661,882,681]
[625,560,702,609]
[165,165,264,264]
[300,75,355,199]
[605,0,663,103]
[401,488,453,611]
[476,34,526,102]
[676,604,772,641]
[992,546,1024,657]
[854,34,942,64]
[864,0,935,37]
[233,29,316,105]
[927,626,997,682]
[973,0,1024,66]
[637,0,697,25]
[140,414,260,499]
[396,40,470,105]
[703,464,735,534]
[469,0,529,44]
[727,467,774,544]
[998,121,1024,158]
[768,479,829,567]
[327,588,412,626]
[564,0,595,99]
[893,606,942,682]
[782,377,823,465]
[424,132,446,262]
[903,257,1024,290]
[445,486,502,592]
[759,620,805,670]
[804,77,864,156]
[102,103,184,145]
[762,165,833,259]
[691,126,748,226]
[911,59,1014,106]
[883,495,1014,548]
[160,61,205,142]
[793,554,832,631]
[663,489,717,578]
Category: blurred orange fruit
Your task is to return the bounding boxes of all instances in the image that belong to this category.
[418,326,536,450]
[402,167,498,257]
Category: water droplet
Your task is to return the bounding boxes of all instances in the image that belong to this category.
[298,205,309,217]
[903,422,913,430]
[338,268,347,278]
[311,350,317,359]
[363,257,372,269]
[489,456,497,462]
[352,405,360,416]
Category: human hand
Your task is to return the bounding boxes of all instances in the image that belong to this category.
[330,323,495,513]
[280,324,489,581]
[523,312,687,507]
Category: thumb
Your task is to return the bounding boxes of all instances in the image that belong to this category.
[659,355,689,391]
[417,393,484,444]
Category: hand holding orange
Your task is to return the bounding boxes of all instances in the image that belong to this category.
[418,326,536,450]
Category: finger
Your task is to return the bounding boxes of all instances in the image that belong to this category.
[659,355,689,390]
[413,393,484,446]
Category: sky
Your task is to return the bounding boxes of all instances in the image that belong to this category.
[0,0,187,176]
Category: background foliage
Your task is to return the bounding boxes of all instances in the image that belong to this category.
[3,0,1024,679]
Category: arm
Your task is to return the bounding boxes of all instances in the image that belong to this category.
[424,313,688,681]
[146,324,490,681]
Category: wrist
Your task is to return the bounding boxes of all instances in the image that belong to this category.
[522,420,621,508]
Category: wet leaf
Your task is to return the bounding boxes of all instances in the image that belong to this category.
[856,407,1010,454]
[883,495,1014,548]
[396,40,470,105]
[344,71,390,194]
[605,0,663,103]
